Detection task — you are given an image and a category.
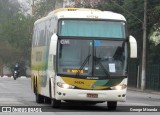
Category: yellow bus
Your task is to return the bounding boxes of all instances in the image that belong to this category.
[31,8,137,110]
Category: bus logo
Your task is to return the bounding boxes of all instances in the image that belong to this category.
[60,40,70,45]
[2,107,11,112]
[74,81,84,84]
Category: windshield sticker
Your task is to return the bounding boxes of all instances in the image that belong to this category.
[109,63,116,73]
[95,66,100,69]
[94,40,101,46]
[122,22,125,25]
[90,42,92,46]
[84,67,88,70]
[62,21,65,25]
[60,39,70,45]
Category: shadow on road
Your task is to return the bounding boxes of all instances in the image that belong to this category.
[41,102,123,112]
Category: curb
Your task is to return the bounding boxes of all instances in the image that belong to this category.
[128,87,160,95]
[0,76,29,79]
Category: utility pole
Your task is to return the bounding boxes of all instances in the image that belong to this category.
[141,0,147,90]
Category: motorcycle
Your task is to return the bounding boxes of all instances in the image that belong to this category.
[13,70,18,80]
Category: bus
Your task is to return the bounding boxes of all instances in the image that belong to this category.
[31,8,137,110]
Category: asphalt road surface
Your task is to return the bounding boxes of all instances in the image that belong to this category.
[0,78,160,114]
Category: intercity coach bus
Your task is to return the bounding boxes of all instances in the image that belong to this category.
[31,8,137,110]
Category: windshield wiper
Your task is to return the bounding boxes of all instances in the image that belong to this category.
[76,54,91,77]
[94,56,110,78]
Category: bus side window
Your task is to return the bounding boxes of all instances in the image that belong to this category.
[49,54,53,62]
[36,51,42,61]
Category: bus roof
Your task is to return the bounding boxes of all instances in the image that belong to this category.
[49,8,101,14]
[35,8,126,25]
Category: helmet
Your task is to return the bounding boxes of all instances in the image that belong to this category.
[15,63,19,67]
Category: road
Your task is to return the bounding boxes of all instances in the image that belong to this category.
[0,78,160,114]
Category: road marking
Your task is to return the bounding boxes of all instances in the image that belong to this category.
[0,98,23,105]
[0,76,29,79]
[120,102,155,106]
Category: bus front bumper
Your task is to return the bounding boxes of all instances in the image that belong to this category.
[55,87,127,102]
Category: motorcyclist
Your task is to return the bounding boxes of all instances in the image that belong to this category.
[13,63,20,77]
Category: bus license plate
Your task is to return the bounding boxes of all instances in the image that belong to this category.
[87,93,98,98]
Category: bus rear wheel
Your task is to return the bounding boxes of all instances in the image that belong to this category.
[35,86,44,103]
[107,101,117,110]
[35,93,44,103]
[51,99,61,108]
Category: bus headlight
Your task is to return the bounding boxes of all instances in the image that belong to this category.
[111,84,127,90]
[57,82,75,89]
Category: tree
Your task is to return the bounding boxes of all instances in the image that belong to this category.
[0,0,34,75]
[147,0,160,64]
[96,0,160,64]
[0,0,20,75]
[1,13,34,75]
[34,0,56,18]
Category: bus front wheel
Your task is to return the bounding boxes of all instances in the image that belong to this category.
[51,99,61,108]
[107,101,117,110]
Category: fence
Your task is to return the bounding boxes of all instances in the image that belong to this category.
[128,63,160,91]
[128,63,138,88]
[146,65,160,91]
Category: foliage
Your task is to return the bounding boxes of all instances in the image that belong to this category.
[97,0,143,38]
[96,0,160,64]
[34,0,56,18]
[0,0,35,75]
[147,0,160,28]
[0,0,20,19]
[1,14,34,74]
[148,43,160,64]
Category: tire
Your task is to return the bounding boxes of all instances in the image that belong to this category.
[14,77,16,80]
[35,93,44,103]
[51,99,61,108]
[35,83,44,103]
[107,101,117,110]
[45,97,51,104]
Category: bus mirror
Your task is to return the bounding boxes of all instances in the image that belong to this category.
[51,34,58,55]
[129,35,137,58]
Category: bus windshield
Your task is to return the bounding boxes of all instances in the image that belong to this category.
[58,39,92,76]
[57,39,127,79]
[58,20,126,38]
